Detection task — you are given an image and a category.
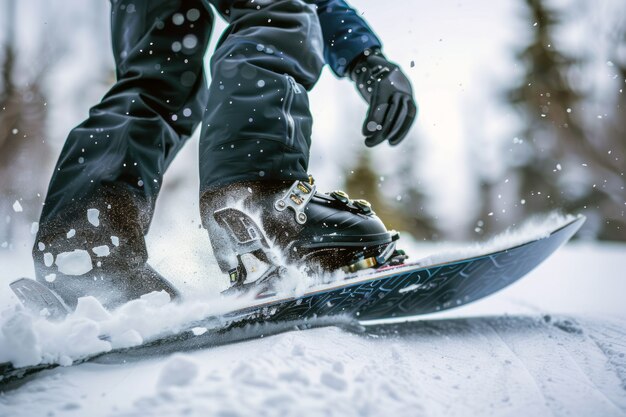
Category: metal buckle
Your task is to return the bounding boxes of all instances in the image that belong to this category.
[274,180,316,224]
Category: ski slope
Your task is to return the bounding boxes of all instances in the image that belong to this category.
[1,236,625,416]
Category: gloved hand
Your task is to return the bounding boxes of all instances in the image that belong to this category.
[349,49,417,147]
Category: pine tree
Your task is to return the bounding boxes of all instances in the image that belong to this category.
[499,0,625,240]
[0,0,52,244]
[344,145,439,241]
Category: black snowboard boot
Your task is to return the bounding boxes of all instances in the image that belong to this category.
[201,178,402,294]
[32,185,180,312]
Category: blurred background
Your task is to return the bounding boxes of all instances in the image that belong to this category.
[0,0,624,267]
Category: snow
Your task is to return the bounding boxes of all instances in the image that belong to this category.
[92,245,110,257]
[0,222,625,416]
[87,208,100,227]
[55,249,93,275]
[156,355,200,390]
[43,252,53,267]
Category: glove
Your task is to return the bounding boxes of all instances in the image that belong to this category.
[349,49,417,147]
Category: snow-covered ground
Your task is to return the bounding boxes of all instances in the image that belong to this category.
[0,222,625,417]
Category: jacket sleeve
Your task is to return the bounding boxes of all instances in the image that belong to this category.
[315,0,382,77]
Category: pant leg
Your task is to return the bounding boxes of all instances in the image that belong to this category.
[34,1,213,283]
[198,0,325,193]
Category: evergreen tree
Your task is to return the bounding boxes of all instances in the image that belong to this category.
[344,144,439,241]
[497,0,625,240]
[0,0,52,244]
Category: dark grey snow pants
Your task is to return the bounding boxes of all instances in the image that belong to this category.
[33,0,325,283]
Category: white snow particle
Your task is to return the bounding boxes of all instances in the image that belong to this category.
[12,201,23,212]
[67,229,76,238]
[87,209,100,227]
[43,252,54,267]
[191,327,207,336]
[38,242,45,251]
[186,8,200,22]
[92,245,110,257]
[172,13,184,25]
[182,34,198,49]
[44,273,56,283]
[30,222,39,235]
[366,121,378,132]
[111,236,120,247]
[56,250,93,275]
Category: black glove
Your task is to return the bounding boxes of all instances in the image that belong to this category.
[349,49,417,147]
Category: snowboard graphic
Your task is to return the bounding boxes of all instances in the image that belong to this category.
[1,215,585,384]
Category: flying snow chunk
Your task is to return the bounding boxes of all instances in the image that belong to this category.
[12,201,23,212]
[157,355,199,389]
[38,242,45,251]
[43,253,54,267]
[73,296,112,321]
[44,273,56,283]
[92,245,110,257]
[56,250,93,275]
[111,236,119,247]
[87,209,100,227]
[67,229,76,238]
[30,222,39,235]
[191,327,207,336]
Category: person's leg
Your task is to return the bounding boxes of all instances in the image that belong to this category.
[33,0,214,307]
[199,0,324,192]
[198,0,325,273]
[198,1,397,285]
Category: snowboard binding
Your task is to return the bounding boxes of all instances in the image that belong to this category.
[210,179,407,296]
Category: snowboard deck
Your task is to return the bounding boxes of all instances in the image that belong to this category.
[0,215,585,386]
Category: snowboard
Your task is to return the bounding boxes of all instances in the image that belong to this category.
[0,215,585,385]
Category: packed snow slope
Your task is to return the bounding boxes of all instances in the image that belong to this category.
[0,217,625,417]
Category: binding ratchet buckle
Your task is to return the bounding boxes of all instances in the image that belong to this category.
[274,179,316,224]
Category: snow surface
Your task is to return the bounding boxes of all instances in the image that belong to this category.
[0,216,625,416]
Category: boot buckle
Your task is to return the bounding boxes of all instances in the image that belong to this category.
[274,180,316,225]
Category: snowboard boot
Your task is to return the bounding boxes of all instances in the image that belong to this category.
[201,178,405,295]
[31,186,180,313]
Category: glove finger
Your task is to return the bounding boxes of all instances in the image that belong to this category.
[389,96,418,146]
[362,102,389,147]
[379,92,404,139]
[364,92,402,147]
[384,94,409,145]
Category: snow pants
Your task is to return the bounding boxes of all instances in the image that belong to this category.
[33,0,325,283]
